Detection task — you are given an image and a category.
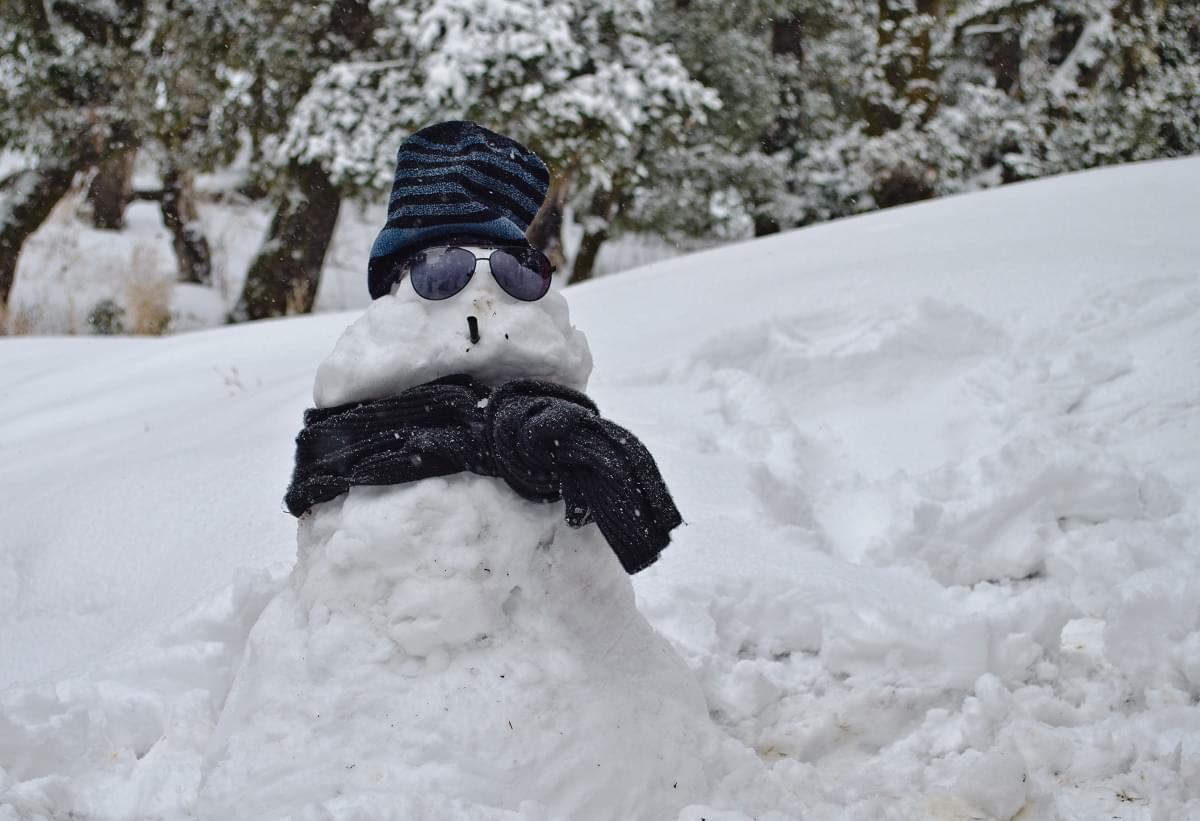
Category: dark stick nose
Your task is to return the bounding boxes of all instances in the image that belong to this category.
[467,315,480,344]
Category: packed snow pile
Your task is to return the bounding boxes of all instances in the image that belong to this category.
[198,253,767,820]
[3,157,1200,820]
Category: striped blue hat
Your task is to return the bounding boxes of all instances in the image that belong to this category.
[368,121,550,299]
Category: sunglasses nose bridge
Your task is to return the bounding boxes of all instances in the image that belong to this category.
[461,250,506,297]
[463,255,493,297]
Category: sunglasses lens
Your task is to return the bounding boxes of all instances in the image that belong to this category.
[489,248,553,301]
[406,247,476,300]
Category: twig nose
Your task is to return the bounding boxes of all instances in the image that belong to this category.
[467,315,480,344]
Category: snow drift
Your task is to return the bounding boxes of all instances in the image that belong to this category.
[2,158,1200,820]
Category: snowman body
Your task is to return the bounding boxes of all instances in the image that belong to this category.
[198,263,722,820]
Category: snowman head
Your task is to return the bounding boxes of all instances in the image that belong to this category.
[313,124,592,408]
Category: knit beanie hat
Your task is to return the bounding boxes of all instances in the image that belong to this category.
[367,121,551,299]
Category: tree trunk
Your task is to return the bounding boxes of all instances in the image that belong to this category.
[866,0,943,136]
[233,162,340,320]
[753,15,806,233]
[160,166,213,286]
[0,157,89,307]
[986,27,1023,95]
[84,144,136,229]
[771,15,805,63]
[1113,0,1157,89]
[568,187,620,285]
[570,227,608,286]
[15,0,56,48]
[754,214,781,237]
[526,172,571,273]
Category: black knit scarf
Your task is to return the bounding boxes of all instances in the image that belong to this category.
[285,375,682,574]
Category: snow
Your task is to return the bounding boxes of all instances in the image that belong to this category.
[198,478,746,820]
[314,258,591,406]
[1048,11,1113,103]
[2,157,1200,819]
[194,253,724,818]
[4,192,664,335]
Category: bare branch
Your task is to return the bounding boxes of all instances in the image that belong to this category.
[946,0,1046,47]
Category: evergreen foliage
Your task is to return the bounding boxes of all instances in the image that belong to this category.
[1,0,1197,304]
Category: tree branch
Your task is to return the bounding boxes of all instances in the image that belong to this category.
[5,0,59,53]
[50,0,115,46]
[946,0,1046,47]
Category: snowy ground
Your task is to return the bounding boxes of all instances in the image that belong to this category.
[4,184,686,335]
[2,157,1200,819]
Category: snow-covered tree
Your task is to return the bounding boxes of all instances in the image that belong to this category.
[618,0,788,242]
[272,0,717,283]
[4,0,1197,316]
[1020,0,1200,172]
[236,0,1200,290]
[229,0,376,320]
[0,0,136,303]
[760,0,1199,229]
[0,0,251,298]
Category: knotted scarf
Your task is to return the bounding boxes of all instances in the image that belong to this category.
[285,375,682,574]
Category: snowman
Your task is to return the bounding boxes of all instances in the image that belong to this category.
[196,122,738,820]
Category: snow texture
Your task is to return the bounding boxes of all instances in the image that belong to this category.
[197,260,728,818]
[2,158,1200,820]
[314,258,591,406]
[199,478,744,819]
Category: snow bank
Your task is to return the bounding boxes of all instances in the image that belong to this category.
[3,158,1200,819]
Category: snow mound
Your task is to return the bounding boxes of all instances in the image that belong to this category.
[3,158,1200,819]
[199,477,759,819]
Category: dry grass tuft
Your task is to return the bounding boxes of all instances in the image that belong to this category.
[124,246,172,336]
[284,278,314,316]
[3,298,49,336]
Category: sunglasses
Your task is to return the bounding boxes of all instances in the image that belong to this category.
[393,246,555,302]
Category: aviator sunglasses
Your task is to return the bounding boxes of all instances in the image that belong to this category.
[393,245,555,302]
